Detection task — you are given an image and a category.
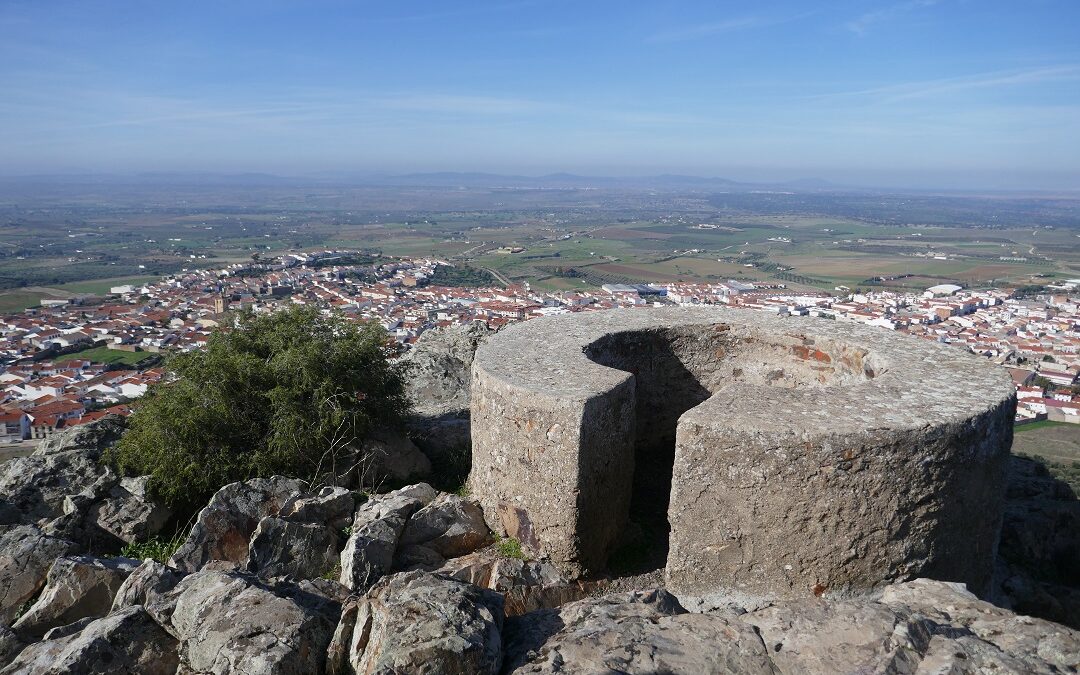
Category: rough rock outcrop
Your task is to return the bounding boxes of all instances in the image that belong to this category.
[12,555,139,640]
[0,624,21,670]
[501,579,1080,674]
[0,605,179,675]
[169,476,305,573]
[0,416,166,555]
[86,476,172,545]
[246,517,340,580]
[354,431,432,488]
[398,493,491,560]
[342,571,504,675]
[339,484,437,592]
[438,549,596,616]
[503,588,777,674]
[163,570,340,674]
[279,485,355,530]
[0,526,76,624]
[402,322,494,458]
[35,416,127,457]
[110,559,179,612]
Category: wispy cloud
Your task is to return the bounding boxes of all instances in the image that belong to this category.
[812,65,1080,103]
[846,0,943,36]
[646,17,761,44]
[647,10,817,44]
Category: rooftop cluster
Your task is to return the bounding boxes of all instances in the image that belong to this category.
[1,250,1077,447]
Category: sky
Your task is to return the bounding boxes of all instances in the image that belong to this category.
[1,0,1079,189]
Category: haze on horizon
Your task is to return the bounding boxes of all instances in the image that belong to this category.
[1,0,1078,191]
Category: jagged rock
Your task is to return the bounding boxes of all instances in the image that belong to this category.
[356,431,432,488]
[439,549,595,616]
[168,476,306,573]
[246,517,339,580]
[403,322,493,416]
[339,484,437,592]
[0,605,179,675]
[504,588,776,674]
[0,448,115,528]
[743,597,927,674]
[165,570,339,675]
[393,543,447,571]
[0,526,76,624]
[279,486,355,530]
[11,555,139,640]
[326,599,357,675]
[34,416,127,457]
[86,476,172,545]
[402,322,494,458]
[40,617,95,641]
[879,578,1080,673]
[0,624,21,669]
[110,559,179,612]
[399,493,491,559]
[345,571,504,674]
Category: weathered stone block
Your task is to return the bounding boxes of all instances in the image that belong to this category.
[470,308,1015,600]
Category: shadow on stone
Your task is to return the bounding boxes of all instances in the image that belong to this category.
[586,328,714,576]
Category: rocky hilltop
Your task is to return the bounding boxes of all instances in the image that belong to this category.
[0,323,1075,674]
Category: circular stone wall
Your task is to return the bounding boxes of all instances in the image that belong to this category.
[469,307,1016,600]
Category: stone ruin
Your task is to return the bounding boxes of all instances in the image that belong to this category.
[469,307,1016,602]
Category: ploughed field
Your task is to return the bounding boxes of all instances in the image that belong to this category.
[2,182,1079,310]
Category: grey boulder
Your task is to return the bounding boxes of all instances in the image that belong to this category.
[86,476,172,545]
[345,571,504,675]
[279,486,355,530]
[504,589,776,675]
[165,570,339,674]
[0,526,76,624]
[0,605,179,675]
[246,517,339,580]
[356,431,431,488]
[339,484,436,592]
[399,493,491,559]
[12,555,139,640]
[110,559,179,612]
[169,476,306,573]
[438,550,593,616]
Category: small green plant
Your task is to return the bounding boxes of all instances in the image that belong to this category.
[121,534,186,564]
[320,562,342,582]
[494,533,525,560]
[453,483,471,498]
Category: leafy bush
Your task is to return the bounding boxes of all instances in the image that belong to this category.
[104,306,410,512]
[121,534,186,564]
[494,533,525,560]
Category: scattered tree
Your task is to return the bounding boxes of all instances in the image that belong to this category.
[104,306,411,512]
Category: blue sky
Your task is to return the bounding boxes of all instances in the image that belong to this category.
[1,0,1078,189]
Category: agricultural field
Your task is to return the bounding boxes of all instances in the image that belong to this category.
[1013,421,1080,493]
[64,345,158,367]
[1,179,1079,298]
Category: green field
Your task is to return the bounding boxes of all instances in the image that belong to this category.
[2,184,1078,296]
[65,345,157,367]
[0,291,55,314]
[1013,421,1080,492]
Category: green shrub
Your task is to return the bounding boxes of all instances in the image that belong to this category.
[121,534,186,564]
[103,306,411,513]
[494,533,525,560]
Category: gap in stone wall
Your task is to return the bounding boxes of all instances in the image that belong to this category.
[585,328,715,575]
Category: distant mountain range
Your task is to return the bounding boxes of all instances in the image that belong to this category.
[0,170,841,192]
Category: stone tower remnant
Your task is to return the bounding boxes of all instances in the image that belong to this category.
[470,308,1015,601]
